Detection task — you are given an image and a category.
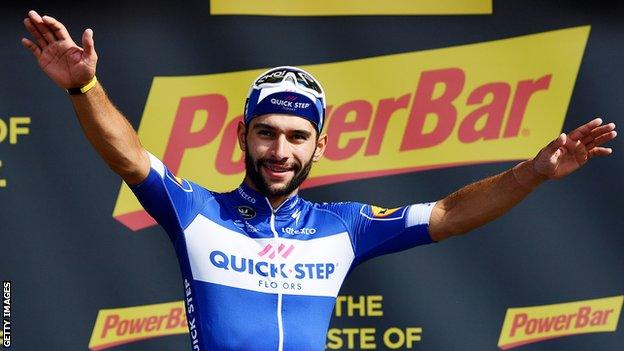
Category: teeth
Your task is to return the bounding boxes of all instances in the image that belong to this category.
[267,165,290,172]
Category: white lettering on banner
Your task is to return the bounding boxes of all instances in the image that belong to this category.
[184,216,354,297]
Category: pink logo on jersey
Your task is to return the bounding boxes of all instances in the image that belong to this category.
[258,243,295,259]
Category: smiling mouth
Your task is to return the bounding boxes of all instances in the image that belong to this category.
[262,163,294,175]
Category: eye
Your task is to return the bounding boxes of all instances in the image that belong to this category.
[258,129,274,137]
[292,133,309,141]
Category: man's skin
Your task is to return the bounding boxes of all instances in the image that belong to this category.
[22,10,618,242]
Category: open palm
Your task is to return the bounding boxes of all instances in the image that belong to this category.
[533,118,617,179]
[22,10,96,89]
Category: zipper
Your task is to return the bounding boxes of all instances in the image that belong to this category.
[266,198,284,351]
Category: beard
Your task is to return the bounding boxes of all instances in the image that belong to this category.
[245,147,314,198]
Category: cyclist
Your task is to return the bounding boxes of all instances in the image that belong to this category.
[22,10,617,351]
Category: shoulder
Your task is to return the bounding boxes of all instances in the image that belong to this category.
[307,200,368,232]
[313,201,366,215]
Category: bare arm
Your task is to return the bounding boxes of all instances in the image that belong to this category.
[429,118,617,241]
[21,10,149,184]
[69,84,149,184]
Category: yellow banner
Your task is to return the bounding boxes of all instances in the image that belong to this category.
[88,301,188,350]
[90,295,417,349]
[498,295,623,349]
[112,26,589,230]
[210,0,492,16]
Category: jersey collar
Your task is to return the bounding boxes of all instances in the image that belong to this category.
[236,182,301,216]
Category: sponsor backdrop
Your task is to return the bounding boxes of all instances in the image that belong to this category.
[1,0,623,350]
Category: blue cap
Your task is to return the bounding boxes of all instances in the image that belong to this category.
[244,66,326,133]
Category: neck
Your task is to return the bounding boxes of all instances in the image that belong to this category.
[243,177,299,210]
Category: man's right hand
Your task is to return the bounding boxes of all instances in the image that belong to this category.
[21,10,150,184]
[22,10,97,89]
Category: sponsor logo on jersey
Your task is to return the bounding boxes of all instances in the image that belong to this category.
[282,227,317,235]
[209,250,336,280]
[291,209,302,224]
[237,187,256,203]
[370,206,401,218]
[234,220,258,233]
[174,176,184,185]
[497,295,623,349]
[258,243,295,259]
[237,206,256,219]
[113,26,588,231]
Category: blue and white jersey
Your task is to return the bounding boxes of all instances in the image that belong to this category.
[130,153,436,351]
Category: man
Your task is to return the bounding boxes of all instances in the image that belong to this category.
[22,10,617,351]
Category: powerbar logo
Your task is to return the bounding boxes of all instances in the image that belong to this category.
[88,301,188,351]
[2,281,10,348]
[498,295,623,349]
[112,26,588,231]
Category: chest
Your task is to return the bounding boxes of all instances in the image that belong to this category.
[182,213,355,297]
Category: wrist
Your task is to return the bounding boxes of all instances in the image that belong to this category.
[66,76,98,95]
[512,159,548,190]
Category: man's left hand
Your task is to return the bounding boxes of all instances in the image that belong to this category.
[532,118,617,179]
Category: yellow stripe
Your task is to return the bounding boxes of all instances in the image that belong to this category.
[210,0,492,16]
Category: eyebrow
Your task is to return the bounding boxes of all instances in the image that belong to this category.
[253,123,313,138]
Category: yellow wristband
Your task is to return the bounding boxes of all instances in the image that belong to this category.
[67,76,98,95]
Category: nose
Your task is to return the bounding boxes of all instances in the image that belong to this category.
[270,134,290,160]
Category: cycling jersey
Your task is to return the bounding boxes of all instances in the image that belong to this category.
[130,153,436,351]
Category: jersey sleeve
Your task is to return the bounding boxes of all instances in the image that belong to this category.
[318,201,436,266]
[128,152,213,238]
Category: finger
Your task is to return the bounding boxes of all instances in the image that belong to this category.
[588,147,613,158]
[547,133,566,153]
[23,18,48,48]
[581,122,616,144]
[28,10,57,44]
[587,130,618,150]
[573,139,588,162]
[583,129,617,149]
[564,133,580,151]
[41,15,72,42]
[82,28,96,60]
[542,134,567,165]
[567,117,603,140]
[21,37,42,59]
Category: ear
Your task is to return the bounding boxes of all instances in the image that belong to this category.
[313,133,328,162]
[237,121,247,152]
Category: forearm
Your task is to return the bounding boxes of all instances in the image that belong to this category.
[69,82,149,184]
[429,160,547,241]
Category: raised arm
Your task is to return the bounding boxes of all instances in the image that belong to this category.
[429,118,617,241]
[21,10,149,185]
